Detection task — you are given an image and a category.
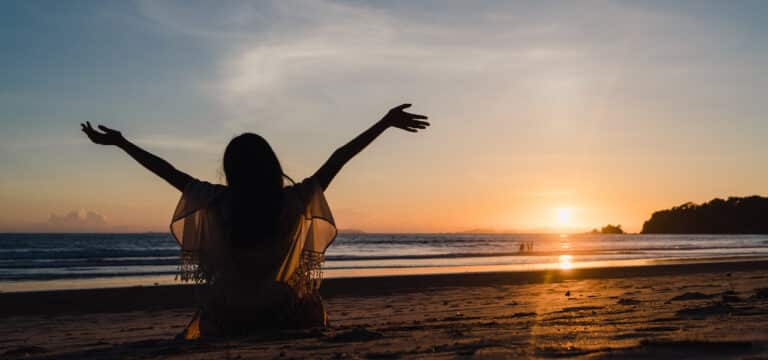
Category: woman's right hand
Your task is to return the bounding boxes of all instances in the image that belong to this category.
[381,104,429,133]
[81,122,125,146]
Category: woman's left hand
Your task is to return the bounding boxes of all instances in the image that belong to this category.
[382,104,429,133]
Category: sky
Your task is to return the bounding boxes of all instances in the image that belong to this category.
[1,0,768,233]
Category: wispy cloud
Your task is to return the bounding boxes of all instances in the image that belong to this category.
[135,0,744,134]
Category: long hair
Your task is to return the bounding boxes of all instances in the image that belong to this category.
[223,133,284,249]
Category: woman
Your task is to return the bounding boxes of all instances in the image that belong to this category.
[81,104,429,338]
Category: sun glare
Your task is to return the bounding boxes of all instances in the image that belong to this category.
[555,207,571,227]
[558,255,573,270]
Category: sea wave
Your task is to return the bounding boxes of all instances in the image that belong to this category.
[2,233,768,287]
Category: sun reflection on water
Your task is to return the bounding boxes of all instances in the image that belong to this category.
[559,254,573,270]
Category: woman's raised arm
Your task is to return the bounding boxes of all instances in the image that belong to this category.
[81,122,192,192]
[313,104,429,190]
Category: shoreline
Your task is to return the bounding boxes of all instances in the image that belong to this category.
[2,259,767,317]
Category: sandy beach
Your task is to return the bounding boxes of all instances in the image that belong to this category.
[2,260,768,359]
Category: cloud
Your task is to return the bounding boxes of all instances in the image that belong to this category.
[137,1,554,125]
[130,0,768,173]
[45,210,108,231]
[136,0,738,133]
[0,210,163,233]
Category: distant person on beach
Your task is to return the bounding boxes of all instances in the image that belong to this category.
[81,104,429,338]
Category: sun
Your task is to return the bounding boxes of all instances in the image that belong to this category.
[555,207,571,227]
[558,254,573,270]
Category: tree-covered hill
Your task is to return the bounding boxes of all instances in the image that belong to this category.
[641,196,768,234]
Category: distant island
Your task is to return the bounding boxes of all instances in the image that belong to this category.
[642,196,768,234]
[590,224,625,234]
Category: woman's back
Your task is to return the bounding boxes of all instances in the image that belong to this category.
[171,176,336,336]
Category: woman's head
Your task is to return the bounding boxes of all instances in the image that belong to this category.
[223,133,285,247]
[224,133,283,191]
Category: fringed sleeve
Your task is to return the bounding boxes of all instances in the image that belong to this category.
[275,177,337,296]
[170,178,227,282]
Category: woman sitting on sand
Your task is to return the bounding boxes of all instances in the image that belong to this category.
[81,104,429,338]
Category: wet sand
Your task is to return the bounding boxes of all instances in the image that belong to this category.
[2,261,768,359]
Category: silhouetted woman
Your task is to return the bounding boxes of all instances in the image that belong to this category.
[81,104,429,338]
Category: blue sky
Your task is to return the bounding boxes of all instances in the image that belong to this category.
[2,0,768,232]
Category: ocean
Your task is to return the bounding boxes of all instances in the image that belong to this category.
[2,233,768,292]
